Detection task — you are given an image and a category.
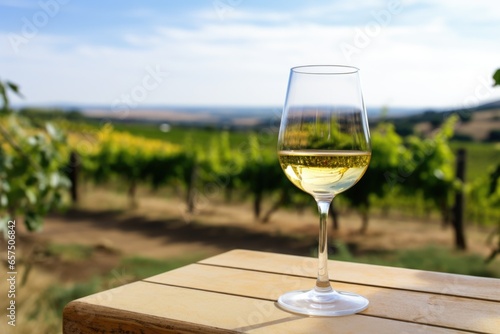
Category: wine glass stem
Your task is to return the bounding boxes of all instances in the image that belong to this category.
[316,200,333,291]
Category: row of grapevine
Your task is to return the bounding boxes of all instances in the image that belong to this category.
[57,115,499,248]
[67,124,293,219]
[341,116,459,233]
[467,164,500,261]
[69,124,186,207]
[64,115,470,225]
[2,110,498,254]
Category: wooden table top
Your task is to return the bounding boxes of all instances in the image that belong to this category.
[63,249,500,334]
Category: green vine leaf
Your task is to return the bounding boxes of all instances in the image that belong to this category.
[6,81,23,97]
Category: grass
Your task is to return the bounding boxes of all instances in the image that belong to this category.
[331,242,500,278]
[115,255,204,279]
[82,119,265,150]
[450,141,500,181]
[46,243,94,261]
[30,277,102,319]
[29,253,205,330]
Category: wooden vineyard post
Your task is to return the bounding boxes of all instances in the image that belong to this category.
[68,151,79,204]
[186,163,198,214]
[452,148,467,250]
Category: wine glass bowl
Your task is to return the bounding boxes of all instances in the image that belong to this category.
[277,65,371,316]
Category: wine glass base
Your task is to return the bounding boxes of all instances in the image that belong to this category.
[277,288,369,317]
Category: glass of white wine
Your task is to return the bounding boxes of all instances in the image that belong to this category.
[277,65,371,316]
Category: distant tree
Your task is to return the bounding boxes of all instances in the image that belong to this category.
[423,111,444,129]
[19,107,84,121]
[460,112,473,123]
[493,69,500,86]
[393,121,414,137]
[486,130,500,142]
[452,133,474,142]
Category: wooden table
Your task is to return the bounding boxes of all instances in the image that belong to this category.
[63,249,500,334]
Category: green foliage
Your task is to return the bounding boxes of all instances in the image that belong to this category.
[493,68,500,87]
[343,116,458,228]
[404,116,457,209]
[0,79,70,232]
[70,124,186,201]
[60,110,500,234]
[0,79,22,114]
[344,122,402,210]
[65,115,495,225]
[466,163,500,260]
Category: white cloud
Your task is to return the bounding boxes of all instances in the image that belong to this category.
[414,0,500,22]
[2,1,500,108]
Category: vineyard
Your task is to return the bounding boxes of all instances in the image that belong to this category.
[1,90,500,333]
[1,82,500,258]
[30,115,496,252]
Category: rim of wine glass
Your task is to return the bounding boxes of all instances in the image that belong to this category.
[291,64,359,75]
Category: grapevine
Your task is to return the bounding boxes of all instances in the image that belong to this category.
[0,79,70,232]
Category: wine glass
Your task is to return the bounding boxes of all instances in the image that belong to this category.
[277,65,371,316]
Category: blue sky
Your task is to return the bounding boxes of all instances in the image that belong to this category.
[1,0,500,111]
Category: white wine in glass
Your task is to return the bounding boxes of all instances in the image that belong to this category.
[277,65,371,316]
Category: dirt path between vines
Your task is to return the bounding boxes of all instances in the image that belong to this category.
[13,187,497,283]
